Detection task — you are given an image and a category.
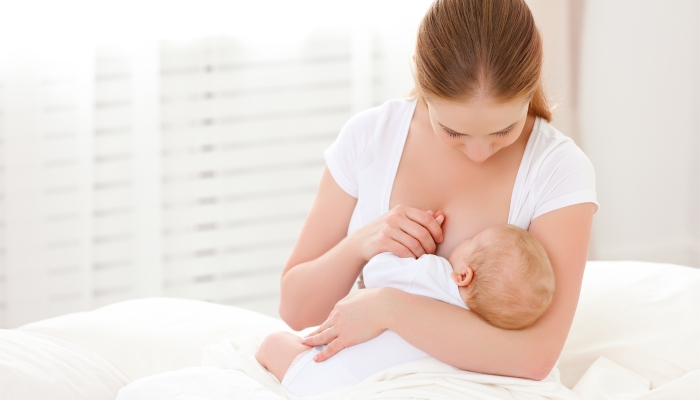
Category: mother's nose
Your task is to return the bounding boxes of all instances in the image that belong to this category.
[463,142,492,163]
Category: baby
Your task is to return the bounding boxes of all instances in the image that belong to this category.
[256,223,555,397]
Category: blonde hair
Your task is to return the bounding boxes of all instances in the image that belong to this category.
[411,0,551,121]
[464,225,554,330]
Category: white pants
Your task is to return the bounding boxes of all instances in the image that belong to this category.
[281,330,430,397]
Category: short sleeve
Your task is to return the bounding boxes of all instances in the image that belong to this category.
[532,144,599,220]
[323,108,378,198]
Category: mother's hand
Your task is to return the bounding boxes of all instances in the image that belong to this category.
[301,287,396,362]
[351,205,445,261]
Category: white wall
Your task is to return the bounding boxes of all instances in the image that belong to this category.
[578,0,700,267]
[526,0,578,142]
[529,0,700,268]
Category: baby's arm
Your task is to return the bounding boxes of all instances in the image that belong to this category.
[362,253,429,290]
[255,331,312,382]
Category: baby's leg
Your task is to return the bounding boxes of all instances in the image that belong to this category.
[255,331,312,382]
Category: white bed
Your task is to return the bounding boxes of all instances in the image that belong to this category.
[1,261,698,399]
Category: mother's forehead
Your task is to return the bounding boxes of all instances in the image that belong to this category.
[426,97,529,134]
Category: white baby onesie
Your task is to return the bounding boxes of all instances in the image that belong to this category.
[280,252,467,397]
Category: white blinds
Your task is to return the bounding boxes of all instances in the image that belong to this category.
[0,50,95,327]
[92,46,139,309]
[0,27,406,328]
[158,32,357,315]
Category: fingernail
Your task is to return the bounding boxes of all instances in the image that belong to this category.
[313,355,319,362]
[301,337,309,344]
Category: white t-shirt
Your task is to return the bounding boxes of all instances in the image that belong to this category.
[281,253,466,397]
[324,98,598,234]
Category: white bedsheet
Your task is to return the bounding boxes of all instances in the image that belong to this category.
[572,356,700,400]
[2,260,699,400]
[117,338,700,400]
[559,261,700,390]
[118,338,580,400]
[17,297,289,381]
[0,329,129,400]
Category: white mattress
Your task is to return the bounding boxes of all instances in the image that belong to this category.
[1,260,698,399]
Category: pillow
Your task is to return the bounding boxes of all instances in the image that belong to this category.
[558,261,700,389]
[0,329,129,400]
[18,297,289,381]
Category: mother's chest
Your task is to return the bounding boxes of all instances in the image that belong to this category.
[389,147,520,257]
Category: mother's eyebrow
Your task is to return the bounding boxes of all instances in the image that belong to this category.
[439,122,517,136]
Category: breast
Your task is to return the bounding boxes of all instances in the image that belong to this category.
[389,119,522,258]
[391,177,512,258]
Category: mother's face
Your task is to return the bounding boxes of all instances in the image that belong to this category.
[425,95,530,164]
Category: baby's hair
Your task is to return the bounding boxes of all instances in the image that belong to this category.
[464,225,554,330]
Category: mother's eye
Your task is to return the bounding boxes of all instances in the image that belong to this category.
[493,127,515,137]
[493,130,511,137]
[443,127,513,138]
[444,128,463,138]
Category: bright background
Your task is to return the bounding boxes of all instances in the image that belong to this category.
[0,0,697,328]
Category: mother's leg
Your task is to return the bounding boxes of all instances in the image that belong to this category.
[255,331,311,382]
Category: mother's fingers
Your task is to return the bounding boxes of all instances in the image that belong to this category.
[388,227,425,258]
[404,207,444,244]
[313,338,347,362]
[399,219,439,256]
[301,326,337,347]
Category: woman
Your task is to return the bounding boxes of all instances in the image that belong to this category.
[279,0,597,380]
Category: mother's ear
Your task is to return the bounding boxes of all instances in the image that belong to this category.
[451,266,474,287]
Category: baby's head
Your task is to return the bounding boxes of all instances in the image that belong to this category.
[447,224,554,330]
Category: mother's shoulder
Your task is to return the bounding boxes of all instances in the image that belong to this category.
[344,98,417,128]
[335,98,417,153]
[528,117,591,166]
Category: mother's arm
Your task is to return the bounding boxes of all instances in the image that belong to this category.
[305,202,595,380]
[280,167,444,330]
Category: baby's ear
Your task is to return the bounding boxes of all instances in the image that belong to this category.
[451,266,474,287]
